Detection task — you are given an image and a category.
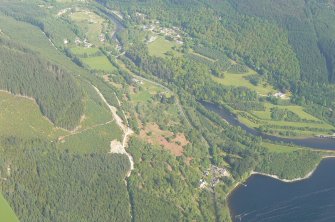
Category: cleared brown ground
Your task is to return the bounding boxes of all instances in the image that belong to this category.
[139,123,189,156]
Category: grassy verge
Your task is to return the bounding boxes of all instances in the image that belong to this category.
[0,193,19,222]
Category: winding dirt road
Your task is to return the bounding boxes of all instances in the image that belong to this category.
[93,86,134,177]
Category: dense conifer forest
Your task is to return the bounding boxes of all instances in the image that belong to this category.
[0,41,83,129]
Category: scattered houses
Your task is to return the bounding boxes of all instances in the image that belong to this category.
[132,78,144,85]
[99,34,105,42]
[273,92,288,99]
[317,133,335,139]
[74,37,93,48]
[199,165,231,189]
[141,18,185,45]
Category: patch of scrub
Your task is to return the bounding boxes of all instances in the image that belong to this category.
[139,123,189,156]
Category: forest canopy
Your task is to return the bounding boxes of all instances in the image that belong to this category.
[0,38,83,129]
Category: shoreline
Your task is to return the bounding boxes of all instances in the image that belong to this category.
[227,156,335,221]
[250,169,315,183]
[251,156,335,183]
[231,156,335,191]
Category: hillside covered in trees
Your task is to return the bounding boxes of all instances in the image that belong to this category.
[0,0,334,222]
[0,39,83,129]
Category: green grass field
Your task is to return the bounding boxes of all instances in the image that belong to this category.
[210,59,335,138]
[0,193,19,222]
[252,103,320,121]
[189,50,217,63]
[80,86,113,128]
[262,142,302,153]
[70,10,108,46]
[70,47,101,57]
[132,90,152,102]
[0,80,123,154]
[148,36,182,58]
[58,121,122,153]
[0,91,65,140]
[238,113,334,138]
[212,70,275,95]
[131,80,170,103]
[82,56,117,72]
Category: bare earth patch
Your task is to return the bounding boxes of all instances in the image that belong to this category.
[139,123,190,156]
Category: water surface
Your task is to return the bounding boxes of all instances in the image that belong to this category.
[229,158,335,222]
[201,101,335,150]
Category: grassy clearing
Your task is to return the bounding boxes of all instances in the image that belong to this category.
[70,10,107,46]
[252,103,320,121]
[132,90,152,103]
[262,142,301,153]
[58,121,122,153]
[239,113,333,130]
[212,70,275,95]
[0,91,65,140]
[189,50,217,63]
[55,81,123,153]
[0,193,18,222]
[131,84,172,103]
[0,81,122,154]
[130,77,172,103]
[148,36,182,58]
[82,56,117,72]
[238,113,334,138]
[139,123,189,156]
[70,47,100,57]
[80,82,113,128]
[265,119,333,129]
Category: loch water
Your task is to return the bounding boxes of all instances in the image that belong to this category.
[229,158,335,222]
[200,102,335,221]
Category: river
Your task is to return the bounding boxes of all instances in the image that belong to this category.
[229,158,335,222]
[201,101,335,221]
[96,5,126,40]
[201,101,335,150]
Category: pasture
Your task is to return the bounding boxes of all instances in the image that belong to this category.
[70,10,109,46]
[81,56,117,72]
[148,36,182,58]
[212,70,275,95]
